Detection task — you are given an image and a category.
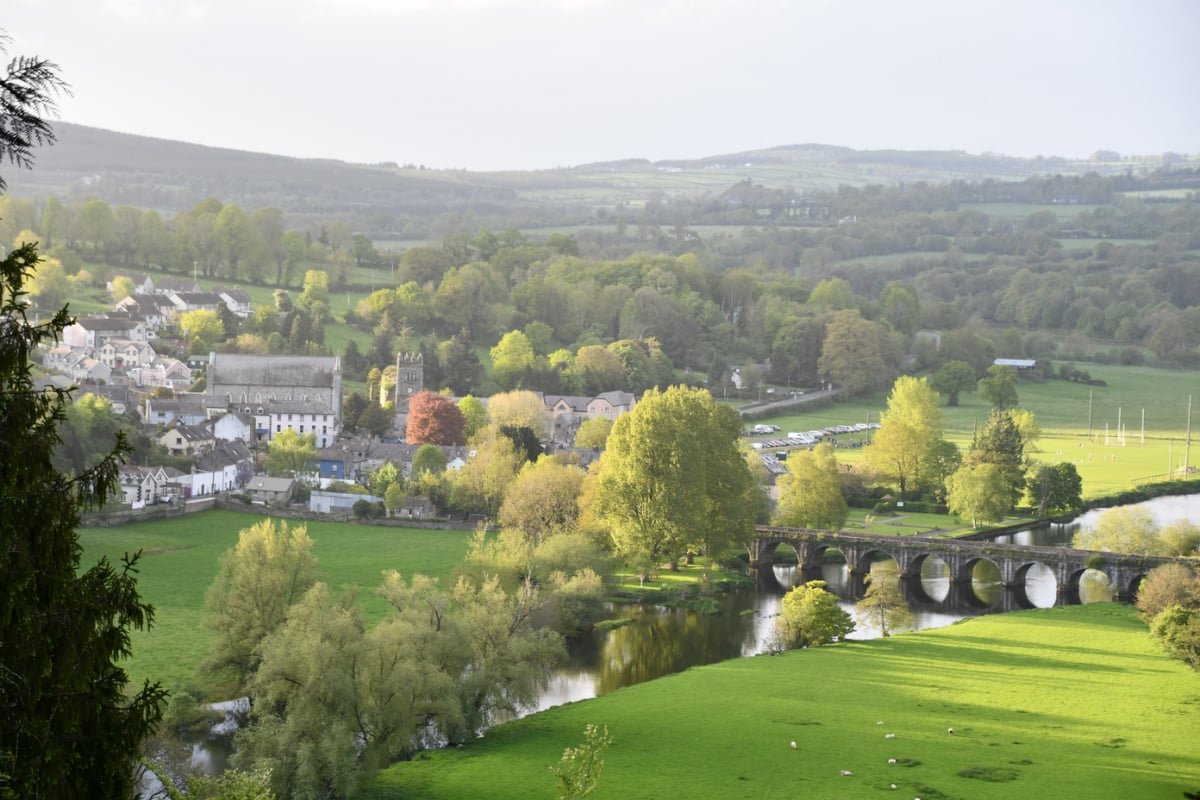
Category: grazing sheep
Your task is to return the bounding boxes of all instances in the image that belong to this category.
[885,733,896,739]
[840,770,853,777]
[890,784,897,790]
[947,727,954,735]
[887,758,897,765]
[789,741,797,750]
[876,720,884,725]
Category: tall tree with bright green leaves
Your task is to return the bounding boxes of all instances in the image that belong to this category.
[1,36,166,796]
[855,563,913,637]
[594,386,757,572]
[865,376,943,500]
[772,442,847,531]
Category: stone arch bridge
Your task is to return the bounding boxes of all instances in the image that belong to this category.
[749,526,1184,611]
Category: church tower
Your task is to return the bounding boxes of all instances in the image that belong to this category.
[394,352,423,410]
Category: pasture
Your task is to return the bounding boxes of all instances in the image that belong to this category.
[756,363,1200,498]
[80,511,473,692]
[366,604,1200,800]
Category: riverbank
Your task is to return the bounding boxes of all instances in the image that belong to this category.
[366,604,1200,800]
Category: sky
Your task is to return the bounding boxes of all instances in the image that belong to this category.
[6,0,1199,171]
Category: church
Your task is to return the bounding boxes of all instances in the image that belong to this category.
[205,353,343,448]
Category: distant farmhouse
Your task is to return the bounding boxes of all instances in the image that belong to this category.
[205,353,343,447]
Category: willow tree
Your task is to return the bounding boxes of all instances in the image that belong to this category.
[594,386,758,573]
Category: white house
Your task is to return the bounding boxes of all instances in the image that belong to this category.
[210,411,256,444]
[63,317,148,349]
[172,441,253,497]
[586,391,637,421]
[213,286,253,318]
[158,424,215,456]
[118,465,178,507]
[207,353,343,448]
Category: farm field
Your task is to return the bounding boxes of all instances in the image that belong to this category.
[366,603,1200,800]
[755,363,1200,498]
[80,511,473,692]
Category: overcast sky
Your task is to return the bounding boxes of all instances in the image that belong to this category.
[6,0,1198,171]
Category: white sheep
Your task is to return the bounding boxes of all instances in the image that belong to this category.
[887,758,897,765]
[789,741,797,750]
[885,732,896,739]
[840,770,853,777]
[890,784,897,790]
[947,727,954,735]
[876,720,884,725]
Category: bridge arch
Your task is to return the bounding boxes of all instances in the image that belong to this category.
[1064,567,1115,605]
[956,556,1004,609]
[1010,561,1056,609]
[851,549,902,599]
[907,553,950,603]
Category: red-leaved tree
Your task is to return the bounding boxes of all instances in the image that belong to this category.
[405,391,466,445]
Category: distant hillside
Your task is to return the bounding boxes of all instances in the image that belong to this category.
[3,122,1165,225]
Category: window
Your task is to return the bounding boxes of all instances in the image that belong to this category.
[276,424,281,433]
[300,425,305,433]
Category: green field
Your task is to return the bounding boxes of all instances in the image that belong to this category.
[80,510,473,692]
[756,363,1200,498]
[366,604,1200,799]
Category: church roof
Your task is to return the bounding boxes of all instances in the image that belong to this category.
[208,353,339,389]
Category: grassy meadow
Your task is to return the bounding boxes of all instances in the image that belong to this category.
[757,363,1200,498]
[366,604,1200,800]
[80,510,474,693]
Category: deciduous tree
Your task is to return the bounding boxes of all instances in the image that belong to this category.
[266,428,316,476]
[945,463,1009,527]
[1073,506,1169,556]
[931,360,975,406]
[411,443,448,478]
[498,456,585,545]
[487,389,551,438]
[594,386,757,571]
[774,581,854,649]
[406,390,466,445]
[855,563,912,637]
[458,394,487,438]
[1025,462,1082,515]
[978,364,1018,409]
[574,417,613,450]
[202,519,317,687]
[817,309,893,396]
[772,442,847,530]
[866,376,943,499]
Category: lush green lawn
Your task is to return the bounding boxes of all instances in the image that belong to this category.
[756,363,1200,498]
[366,604,1200,799]
[80,510,473,693]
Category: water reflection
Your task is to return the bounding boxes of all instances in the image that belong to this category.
[1078,569,1114,604]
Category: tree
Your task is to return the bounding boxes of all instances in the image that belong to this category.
[109,273,135,301]
[490,329,537,389]
[201,519,316,689]
[266,428,316,476]
[916,438,961,504]
[1073,507,1169,556]
[964,409,1026,510]
[179,308,225,352]
[406,390,466,445]
[458,394,487,439]
[27,253,70,309]
[1025,462,1082,515]
[1160,520,1200,557]
[1135,563,1199,621]
[438,332,483,395]
[1,41,166,797]
[865,376,942,499]
[411,443,448,478]
[298,268,329,308]
[384,482,406,517]
[931,360,975,406]
[487,389,551,438]
[1150,605,1200,670]
[574,417,613,450]
[594,386,758,571]
[551,724,613,800]
[772,443,847,530]
[498,456,585,545]
[855,563,912,637]
[945,463,1010,527]
[978,364,1018,409]
[817,309,893,396]
[357,403,393,438]
[774,581,854,649]
[450,433,524,516]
